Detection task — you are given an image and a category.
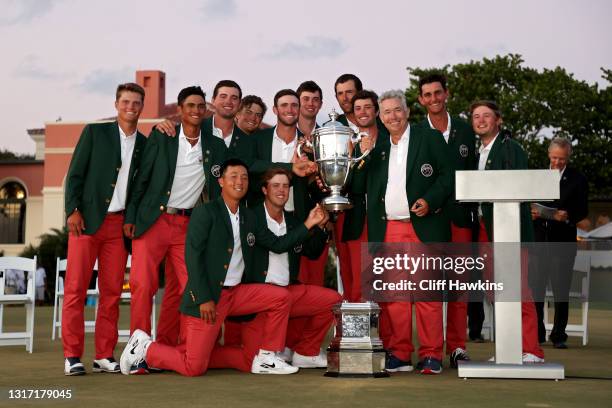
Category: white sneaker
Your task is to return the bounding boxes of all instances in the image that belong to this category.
[120,330,152,375]
[64,357,85,376]
[251,351,299,374]
[292,349,327,368]
[93,357,120,373]
[522,353,545,363]
[277,347,294,363]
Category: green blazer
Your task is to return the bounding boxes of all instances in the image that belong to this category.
[416,116,478,228]
[200,116,254,163]
[480,134,535,242]
[125,125,227,237]
[358,124,454,243]
[180,197,310,318]
[247,127,311,221]
[65,121,146,235]
[246,203,328,284]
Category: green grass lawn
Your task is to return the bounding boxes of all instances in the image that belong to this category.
[1,305,611,408]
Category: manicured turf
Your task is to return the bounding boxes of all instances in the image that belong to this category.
[1,305,611,407]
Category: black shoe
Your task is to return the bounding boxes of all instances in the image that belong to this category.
[553,341,568,349]
[449,348,471,369]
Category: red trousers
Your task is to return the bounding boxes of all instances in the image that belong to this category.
[62,213,128,359]
[146,284,290,376]
[298,243,329,286]
[445,223,473,354]
[478,221,544,358]
[130,213,189,345]
[211,284,341,372]
[378,220,444,361]
[336,212,368,302]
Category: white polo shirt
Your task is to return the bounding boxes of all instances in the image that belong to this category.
[427,112,451,143]
[108,124,136,212]
[167,126,205,209]
[222,205,244,286]
[212,115,233,148]
[271,126,298,212]
[264,205,290,286]
[385,126,411,220]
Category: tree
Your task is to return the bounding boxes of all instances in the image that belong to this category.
[0,149,35,161]
[405,54,611,198]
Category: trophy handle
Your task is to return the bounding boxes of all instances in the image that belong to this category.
[350,131,371,162]
[297,139,313,159]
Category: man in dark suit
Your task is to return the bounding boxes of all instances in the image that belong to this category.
[63,83,147,375]
[416,74,477,368]
[531,137,588,348]
[124,86,226,369]
[119,159,326,376]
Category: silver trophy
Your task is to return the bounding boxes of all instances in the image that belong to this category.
[325,301,389,378]
[298,110,370,212]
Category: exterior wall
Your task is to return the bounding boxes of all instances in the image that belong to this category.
[0,163,44,255]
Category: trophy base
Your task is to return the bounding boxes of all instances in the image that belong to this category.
[325,348,389,378]
[322,195,353,212]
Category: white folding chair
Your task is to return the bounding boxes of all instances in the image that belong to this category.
[544,252,590,345]
[51,258,98,340]
[0,256,37,352]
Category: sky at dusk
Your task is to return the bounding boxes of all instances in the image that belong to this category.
[1,0,610,154]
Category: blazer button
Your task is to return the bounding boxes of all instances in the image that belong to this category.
[111,183,116,188]
[116,167,120,172]
[263,271,267,276]
[227,248,232,253]
[160,205,165,211]
[381,216,386,220]
[381,197,385,202]
[105,198,110,203]
[224,264,229,269]
[167,191,171,196]
[220,281,224,286]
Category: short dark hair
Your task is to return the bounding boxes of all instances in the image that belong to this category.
[261,167,292,188]
[351,90,379,113]
[220,158,248,176]
[469,100,502,118]
[213,80,242,99]
[116,82,145,102]
[334,74,363,95]
[418,74,447,95]
[239,95,267,116]
[274,89,299,107]
[177,86,206,106]
[296,80,323,100]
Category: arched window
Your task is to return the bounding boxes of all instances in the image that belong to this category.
[0,181,27,243]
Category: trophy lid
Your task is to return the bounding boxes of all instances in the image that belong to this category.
[315,108,353,136]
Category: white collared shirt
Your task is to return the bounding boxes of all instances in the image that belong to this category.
[108,124,137,212]
[167,126,205,209]
[212,115,233,148]
[385,126,411,220]
[477,133,499,216]
[271,126,298,211]
[223,205,244,286]
[264,205,290,286]
[346,117,359,134]
[427,112,451,143]
[478,133,498,171]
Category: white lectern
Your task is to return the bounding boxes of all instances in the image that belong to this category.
[455,169,564,380]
